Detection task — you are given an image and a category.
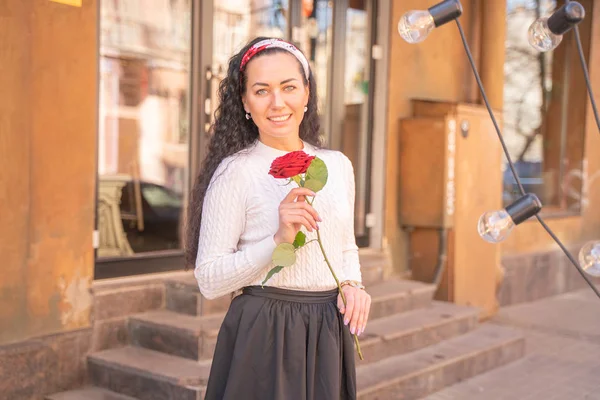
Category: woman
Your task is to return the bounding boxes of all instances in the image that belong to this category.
[185,37,371,400]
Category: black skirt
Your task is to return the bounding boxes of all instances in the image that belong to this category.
[204,286,357,400]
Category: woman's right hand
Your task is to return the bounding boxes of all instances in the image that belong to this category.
[274,187,322,245]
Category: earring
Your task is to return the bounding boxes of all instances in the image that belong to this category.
[245,112,251,120]
[303,106,308,113]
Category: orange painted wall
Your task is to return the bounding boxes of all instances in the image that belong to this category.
[386,0,600,313]
[0,0,97,345]
[388,0,600,263]
[386,0,489,271]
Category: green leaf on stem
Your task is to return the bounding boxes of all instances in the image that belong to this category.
[304,157,328,193]
[272,243,296,267]
[262,265,284,285]
[291,175,302,186]
[292,231,306,249]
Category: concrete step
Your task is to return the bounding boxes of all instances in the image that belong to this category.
[356,249,392,287]
[46,387,137,400]
[356,324,525,400]
[165,275,436,319]
[360,301,479,363]
[88,325,523,400]
[88,346,209,400]
[164,251,394,317]
[128,301,476,363]
[129,310,223,361]
[367,278,436,320]
[164,274,232,316]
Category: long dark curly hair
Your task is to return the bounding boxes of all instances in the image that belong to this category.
[184,37,323,267]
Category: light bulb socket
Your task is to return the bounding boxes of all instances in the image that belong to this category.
[428,0,463,28]
[505,193,542,225]
[547,1,585,35]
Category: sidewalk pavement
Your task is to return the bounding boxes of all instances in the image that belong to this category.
[425,286,600,400]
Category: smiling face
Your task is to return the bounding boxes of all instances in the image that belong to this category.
[242,52,310,148]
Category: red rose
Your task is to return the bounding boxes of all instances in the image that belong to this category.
[268,151,316,179]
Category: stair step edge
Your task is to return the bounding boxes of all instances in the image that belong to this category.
[45,387,138,400]
[89,346,211,386]
[165,255,392,288]
[368,279,436,302]
[356,324,524,391]
[366,301,480,339]
[130,310,224,336]
[166,275,435,298]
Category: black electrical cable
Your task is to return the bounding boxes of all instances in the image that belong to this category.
[455,19,600,299]
[566,1,600,132]
[534,213,600,296]
[455,21,526,196]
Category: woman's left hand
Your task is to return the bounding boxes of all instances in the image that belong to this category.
[337,285,371,337]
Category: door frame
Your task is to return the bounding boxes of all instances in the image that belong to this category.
[369,0,391,250]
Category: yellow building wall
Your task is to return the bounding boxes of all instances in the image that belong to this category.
[386,0,502,272]
[0,0,97,345]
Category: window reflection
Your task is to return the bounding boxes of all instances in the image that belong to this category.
[98,0,192,257]
[298,0,332,117]
[342,2,370,238]
[503,0,590,211]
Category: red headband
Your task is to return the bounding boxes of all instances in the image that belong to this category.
[239,38,310,80]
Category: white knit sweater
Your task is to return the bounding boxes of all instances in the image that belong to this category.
[194,139,362,299]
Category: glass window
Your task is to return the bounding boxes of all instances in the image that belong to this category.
[503,0,591,212]
[97,0,192,257]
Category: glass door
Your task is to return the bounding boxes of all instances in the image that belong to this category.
[340,0,375,246]
[294,0,376,246]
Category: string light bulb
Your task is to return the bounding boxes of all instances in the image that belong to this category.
[478,194,542,243]
[528,1,585,52]
[579,241,600,277]
[398,0,463,44]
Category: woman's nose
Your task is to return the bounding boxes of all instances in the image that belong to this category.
[271,90,285,108]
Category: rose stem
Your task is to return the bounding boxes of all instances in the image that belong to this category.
[308,197,364,360]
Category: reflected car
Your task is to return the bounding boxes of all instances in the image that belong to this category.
[119,181,184,253]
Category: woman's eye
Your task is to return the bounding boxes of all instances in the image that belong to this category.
[284,85,296,92]
[256,89,267,95]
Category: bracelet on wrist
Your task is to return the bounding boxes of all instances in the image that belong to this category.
[340,280,365,290]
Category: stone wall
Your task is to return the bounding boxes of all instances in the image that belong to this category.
[498,246,600,306]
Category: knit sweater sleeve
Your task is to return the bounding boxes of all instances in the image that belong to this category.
[194,157,277,299]
[340,154,363,283]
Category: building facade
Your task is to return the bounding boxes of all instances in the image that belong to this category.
[1,0,599,397]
